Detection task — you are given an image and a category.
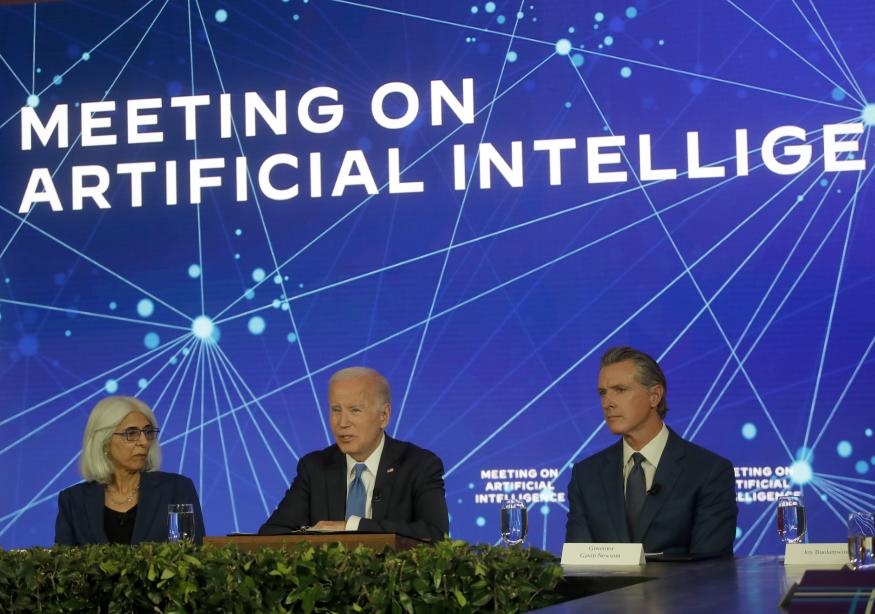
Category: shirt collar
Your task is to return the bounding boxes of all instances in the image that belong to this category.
[345,432,386,478]
[623,423,669,467]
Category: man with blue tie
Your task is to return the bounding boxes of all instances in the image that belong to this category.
[259,366,449,542]
[565,346,738,557]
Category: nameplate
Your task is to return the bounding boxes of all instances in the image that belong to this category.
[783,543,848,566]
[561,543,645,566]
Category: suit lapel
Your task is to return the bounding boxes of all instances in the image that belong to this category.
[600,442,628,541]
[371,435,401,521]
[131,472,155,542]
[637,430,684,540]
[85,483,109,543]
[326,448,348,520]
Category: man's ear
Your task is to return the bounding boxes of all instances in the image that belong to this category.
[379,403,391,427]
[649,385,664,409]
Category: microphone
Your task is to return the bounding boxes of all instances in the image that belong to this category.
[373,488,383,503]
[647,484,661,496]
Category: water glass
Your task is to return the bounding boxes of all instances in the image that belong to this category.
[847,511,875,571]
[500,499,527,546]
[168,503,195,543]
[776,495,806,544]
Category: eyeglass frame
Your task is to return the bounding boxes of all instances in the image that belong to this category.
[112,426,160,442]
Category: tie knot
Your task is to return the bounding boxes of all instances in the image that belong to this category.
[631,452,645,467]
[353,463,367,479]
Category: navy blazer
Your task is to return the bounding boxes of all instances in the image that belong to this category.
[259,435,449,542]
[565,428,737,557]
[55,471,205,545]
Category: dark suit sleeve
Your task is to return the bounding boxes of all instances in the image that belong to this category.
[358,451,448,542]
[258,457,314,535]
[689,456,738,556]
[565,463,594,543]
[55,488,77,545]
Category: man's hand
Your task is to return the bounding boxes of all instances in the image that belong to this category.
[311,520,347,531]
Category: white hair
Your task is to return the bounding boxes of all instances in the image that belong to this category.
[80,396,162,483]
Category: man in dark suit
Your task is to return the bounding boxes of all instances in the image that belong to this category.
[259,367,449,542]
[565,346,737,557]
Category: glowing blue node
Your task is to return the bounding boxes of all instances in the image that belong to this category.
[572,53,584,67]
[564,101,572,109]
[517,11,524,19]
[63,329,71,337]
[188,264,201,279]
[540,504,550,515]
[144,332,160,350]
[837,441,853,458]
[26,94,39,108]
[568,26,575,34]
[485,2,496,13]
[215,9,228,23]
[470,6,478,15]
[555,38,572,56]
[137,298,155,318]
[192,315,216,341]
[248,316,266,335]
[604,35,614,46]
[658,39,665,46]
[867,428,874,437]
[594,11,605,22]
[626,7,638,18]
[273,274,282,285]
[109,301,117,310]
[862,103,875,126]
[293,14,300,21]
[281,303,289,312]
[855,461,869,475]
[82,52,91,61]
[620,66,632,78]
[235,228,242,236]
[819,178,829,187]
[820,493,828,501]
[272,299,281,309]
[252,268,266,282]
[137,378,148,389]
[789,459,813,485]
[507,50,518,63]
[735,527,742,539]
[105,379,119,394]
[741,423,757,440]
[871,456,875,465]
[286,332,298,343]
[468,483,475,489]
[245,289,255,300]
[831,87,846,102]
[476,516,486,527]
[497,15,506,25]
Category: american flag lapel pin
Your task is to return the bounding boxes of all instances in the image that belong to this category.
[387,467,395,473]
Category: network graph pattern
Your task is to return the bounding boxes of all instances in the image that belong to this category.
[0,0,872,552]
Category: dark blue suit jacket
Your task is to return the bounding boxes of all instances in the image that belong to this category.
[565,428,737,557]
[259,435,449,542]
[55,471,205,545]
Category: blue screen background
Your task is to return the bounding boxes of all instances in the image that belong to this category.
[1,0,873,554]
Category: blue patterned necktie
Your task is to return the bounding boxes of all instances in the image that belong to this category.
[346,463,367,520]
[625,452,646,541]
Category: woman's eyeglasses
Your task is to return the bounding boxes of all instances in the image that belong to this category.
[112,427,160,442]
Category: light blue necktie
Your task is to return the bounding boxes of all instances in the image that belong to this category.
[346,463,367,520]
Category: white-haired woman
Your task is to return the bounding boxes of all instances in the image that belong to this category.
[55,396,205,545]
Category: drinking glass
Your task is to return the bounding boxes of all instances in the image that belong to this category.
[847,511,875,570]
[500,499,527,546]
[776,495,806,544]
[168,503,195,543]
